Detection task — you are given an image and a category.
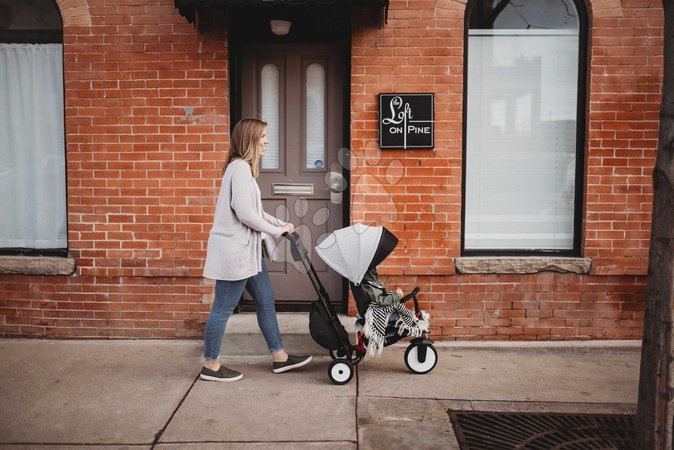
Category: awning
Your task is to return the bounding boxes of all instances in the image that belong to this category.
[174,0,389,24]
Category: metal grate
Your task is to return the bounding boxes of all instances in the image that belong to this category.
[449,411,636,450]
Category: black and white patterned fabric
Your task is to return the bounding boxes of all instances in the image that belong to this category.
[363,303,430,356]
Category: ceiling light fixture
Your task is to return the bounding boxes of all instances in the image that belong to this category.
[270,19,292,36]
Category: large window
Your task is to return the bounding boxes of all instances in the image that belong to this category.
[463,0,586,255]
[0,0,66,255]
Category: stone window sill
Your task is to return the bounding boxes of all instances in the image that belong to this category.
[0,255,76,276]
[454,257,591,274]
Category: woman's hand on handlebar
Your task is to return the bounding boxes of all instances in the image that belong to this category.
[280,223,295,235]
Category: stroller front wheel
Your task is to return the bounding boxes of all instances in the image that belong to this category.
[404,341,438,374]
[328,359,354,385]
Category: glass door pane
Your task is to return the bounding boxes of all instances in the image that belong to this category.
[305,63,326,170]
[260,63,280,170]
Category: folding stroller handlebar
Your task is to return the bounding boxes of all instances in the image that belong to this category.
[282,231,330,303]
[282,231,308,261]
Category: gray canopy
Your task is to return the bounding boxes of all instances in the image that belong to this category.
[315,224,384,285]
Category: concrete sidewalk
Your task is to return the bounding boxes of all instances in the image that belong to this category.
[0,324,641,449]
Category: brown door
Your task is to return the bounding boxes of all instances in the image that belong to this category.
[241,43,345,306]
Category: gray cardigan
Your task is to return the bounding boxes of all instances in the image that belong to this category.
[203,159,284,281]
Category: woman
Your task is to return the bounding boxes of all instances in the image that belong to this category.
[201,118,312,382]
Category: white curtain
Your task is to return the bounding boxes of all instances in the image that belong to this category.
[0,44,66,249]
[465,30,579,250]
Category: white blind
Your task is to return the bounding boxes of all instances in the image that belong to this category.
[260,63,280,170]
[465,30,579,250]
[0,44,66,249]
[305,63,326,170]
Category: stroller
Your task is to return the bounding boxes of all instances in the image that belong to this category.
[283,224,437,385]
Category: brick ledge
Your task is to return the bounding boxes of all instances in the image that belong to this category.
[0,255,76,276]
[455,257,591,274]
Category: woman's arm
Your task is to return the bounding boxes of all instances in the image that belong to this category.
[230,163,284,238]
[263,211,287,227]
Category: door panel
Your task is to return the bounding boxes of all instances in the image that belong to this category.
[241,44,344,305]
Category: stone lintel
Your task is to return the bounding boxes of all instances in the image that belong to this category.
[455,257,592,275]
[0,256,76,276]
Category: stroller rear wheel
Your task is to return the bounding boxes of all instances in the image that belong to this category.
[404,341,438,374]
[328,359,354,385]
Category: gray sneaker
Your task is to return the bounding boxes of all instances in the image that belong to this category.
[200,365,243,382]
[273,355,312,374]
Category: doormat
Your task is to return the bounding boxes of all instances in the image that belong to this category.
[448,411,635,450]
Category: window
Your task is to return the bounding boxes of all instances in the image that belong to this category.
[463,0,586,255]
[260,63,281,170]
[0,0,66,256]
[305,62,326,170]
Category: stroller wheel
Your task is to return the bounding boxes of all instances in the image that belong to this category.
[328,359,354,385]
[404,342,438,374]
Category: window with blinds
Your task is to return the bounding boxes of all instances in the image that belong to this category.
[463,0,586,254]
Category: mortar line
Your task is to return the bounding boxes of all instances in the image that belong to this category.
[151,373,200,449]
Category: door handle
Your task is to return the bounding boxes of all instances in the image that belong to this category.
[323,172,347,193]
[325,182,345,193]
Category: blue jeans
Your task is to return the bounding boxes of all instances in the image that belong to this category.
[203,261,284,360]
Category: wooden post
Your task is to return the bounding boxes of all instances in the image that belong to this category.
[636,0,674,448]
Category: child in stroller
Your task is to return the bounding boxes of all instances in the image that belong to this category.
[354,265,430,356]
[283,224,437,384]
[360,267,405,307]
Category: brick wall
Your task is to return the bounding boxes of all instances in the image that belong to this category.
[1,275,211,337]
[0,0,663,340]
[1,0,225,338]
[351,0,464,277]
[63,0,228,280]
[584,0,663,275]
[382,273,645,340]
[348,0,662,339]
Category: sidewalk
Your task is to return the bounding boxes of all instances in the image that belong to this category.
[0,325,641,449]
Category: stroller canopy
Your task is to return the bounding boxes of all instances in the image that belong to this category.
[315,224,398,285]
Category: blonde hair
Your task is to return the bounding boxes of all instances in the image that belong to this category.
[222,118,267,177]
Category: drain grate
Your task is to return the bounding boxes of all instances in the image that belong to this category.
[449,411,635,450]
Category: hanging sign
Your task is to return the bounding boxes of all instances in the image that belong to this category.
[379,93,434,150]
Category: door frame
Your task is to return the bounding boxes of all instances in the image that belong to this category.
[228,8,352,313]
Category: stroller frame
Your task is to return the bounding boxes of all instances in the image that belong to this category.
[284,232,437,384]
